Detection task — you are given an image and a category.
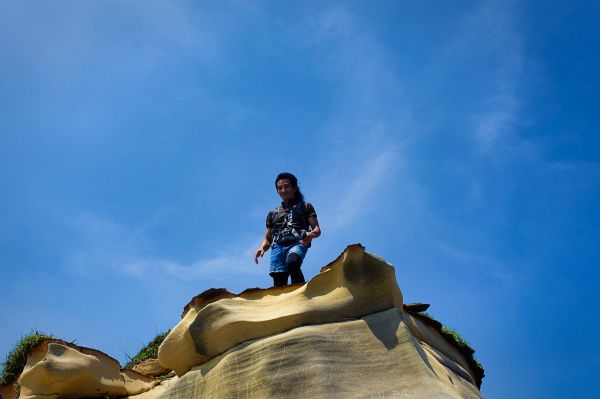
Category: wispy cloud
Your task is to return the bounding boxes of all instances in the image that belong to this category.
[121,242,262,281]
[66,214,148,278]
[322,149,397,231]
[467,3,524,153]
[434,241,529,309]
[298,5,415,236]
[423,2,525,155]
[313,5,355,39]
[473,84,519,152]
[66,214,261,282]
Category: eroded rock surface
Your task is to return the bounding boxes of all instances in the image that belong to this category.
[158,244,403,376]
[18,340,157,399]
[158,308,482,399]
[10,244,483,399]
[132,358,171,377]
[0,384,17,399]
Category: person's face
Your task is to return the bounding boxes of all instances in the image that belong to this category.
[276,179,297,202]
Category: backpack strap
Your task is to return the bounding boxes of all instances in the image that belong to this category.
[271,200,309,229]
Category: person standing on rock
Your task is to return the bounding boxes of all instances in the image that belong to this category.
[254,172,321,287]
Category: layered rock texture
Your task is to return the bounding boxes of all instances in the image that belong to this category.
[13,339,157,399]
[1,244,484,399]
[159,243,403,376]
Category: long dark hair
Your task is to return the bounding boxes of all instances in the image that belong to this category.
[275,172,304,202]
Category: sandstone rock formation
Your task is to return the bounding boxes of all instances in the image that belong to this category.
[158,307,481,398]
[0,384,16,399]
[132,358,171,377]
[17,340,157,399]
[158,244,403,376]
[3,244,484,399]
[155,244,483,398]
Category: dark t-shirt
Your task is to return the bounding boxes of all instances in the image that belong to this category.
[266,200,317,233]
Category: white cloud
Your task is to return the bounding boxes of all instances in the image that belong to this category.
[467,3,524,153]
[66,214,148,278]
[314,6,355,39]
[323,149,397,231]
[473,88,519,152]
[294,5,416,236]
[434,241,528,308]
[66,214,261,282]
[0,1,224,83]
[121,242,262,281]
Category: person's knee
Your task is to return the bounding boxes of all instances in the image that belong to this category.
[286,253,305,284]
[286,252,303,269]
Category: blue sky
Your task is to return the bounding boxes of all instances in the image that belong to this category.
[1,1,599,397]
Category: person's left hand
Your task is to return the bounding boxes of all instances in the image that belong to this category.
[300,233,313,246]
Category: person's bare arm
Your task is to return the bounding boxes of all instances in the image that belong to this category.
[300,216,321,246]
[254,228,273,264]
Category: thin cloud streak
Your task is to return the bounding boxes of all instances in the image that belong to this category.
[108,2,408,282]
[67,214,261,282]
[301,5,415,239]
[468,3,524,153]
[324,149,397,232]
[121,241,261,281]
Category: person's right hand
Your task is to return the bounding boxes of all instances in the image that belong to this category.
[254,248,265,264]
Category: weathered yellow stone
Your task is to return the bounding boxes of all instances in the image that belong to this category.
[12,244,482,399]
[404,312,478,386]
[127,375,178,399]
[132,358,171,377]
[158,244,404,376]
[122,369,159,395]
[18,340,157,399]
[0,384,17,399]
[156,308,482,399]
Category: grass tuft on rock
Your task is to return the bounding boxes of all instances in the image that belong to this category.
[1,330,55,385]
[441,326,472,348]
[414,311,485,387]
[124,330,170,369]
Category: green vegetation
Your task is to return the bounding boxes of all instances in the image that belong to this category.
[416,312,475,350]
[420,312,476,351]
[413,311,484,387]
[441,326,472,349]
[0,330,55,385]
[124,330,170,369]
